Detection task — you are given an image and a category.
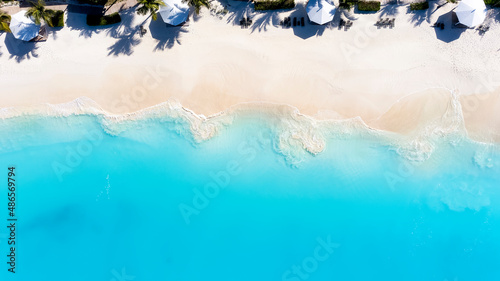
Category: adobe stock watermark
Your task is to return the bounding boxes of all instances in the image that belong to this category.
[384,158,421,191]
[51,129,104,182]
[110,267,135,281]
[339,21,382,63]
[110,65,172,114]
[461,74,500,119]
[178,130,272,225]
[282,235,340,281]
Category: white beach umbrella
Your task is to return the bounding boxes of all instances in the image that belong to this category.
[159,0,190,26]
[455,0,487,27]
[9,11,40,41]
[307,0,336,25]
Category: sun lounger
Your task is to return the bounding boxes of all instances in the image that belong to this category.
[345,20,353,30]
[30,26,48,42]
[478,25,489,33]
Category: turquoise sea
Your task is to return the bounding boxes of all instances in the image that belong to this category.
[0,108,499,281]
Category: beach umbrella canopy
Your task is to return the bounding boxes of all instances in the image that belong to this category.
[159,0,189,26]
[307,0,336,25]
[455,0,487,27]
[9,11,40,41]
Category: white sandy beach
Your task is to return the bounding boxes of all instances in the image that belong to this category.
[1,0,500,143]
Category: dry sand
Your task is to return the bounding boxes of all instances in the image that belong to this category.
[1,0,499,142]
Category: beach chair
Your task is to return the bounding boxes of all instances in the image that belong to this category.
[30,26,48,42]
[346,20,353,30]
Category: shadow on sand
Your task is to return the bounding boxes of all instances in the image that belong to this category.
[250,10,280,32]
[46,25,65,41]
[434,11,467,43]
[408,1,448,27]
[107,29,142,56]
[225,0,254,26]
[66,8,143,56]
[106,9,143,55]
[149,16,188,51]
[379,2,399,17]
[66,12,104,38]
[290,3,330,39]
[3,33,39,62]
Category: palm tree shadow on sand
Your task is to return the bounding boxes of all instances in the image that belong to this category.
[408,0,447,27]
[65,12,103,38]
[379,2,399,17]
[250,10,280,32]
[224,0,253,26]
[106,9,143,56]
[149,16,188,51]
[3,33,39,62]
[107,30,142,55]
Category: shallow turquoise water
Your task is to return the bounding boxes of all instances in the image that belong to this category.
[1,114,499,281]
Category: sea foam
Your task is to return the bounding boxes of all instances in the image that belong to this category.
[0,90,497,165]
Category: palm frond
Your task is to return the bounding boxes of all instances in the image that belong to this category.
[136,0,165,20]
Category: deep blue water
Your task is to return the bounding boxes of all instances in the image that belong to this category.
[0,114,499,281]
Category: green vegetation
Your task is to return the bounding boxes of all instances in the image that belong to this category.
[47,10,64,27]
[25,1,64,27]
[0,10,11,33]
[339,0,357,9]
[86,12,121,26]
[254,0,295,11]
[484,0,500,6]
[357,0,380,11]
[26,0,52,25]
[136,0,165,20]
[410,1,429,10]
[185,0,210,14]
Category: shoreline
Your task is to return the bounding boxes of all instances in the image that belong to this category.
[0,91,498,143]
[1,1,500,145]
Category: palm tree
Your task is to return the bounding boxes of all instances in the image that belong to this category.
[25,0,52,25]
[185,0,210,14]
[0,9,11,33]
[136,0,165,21]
